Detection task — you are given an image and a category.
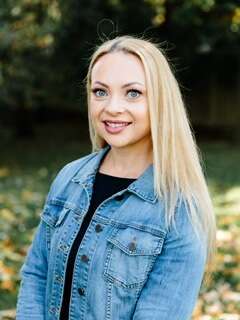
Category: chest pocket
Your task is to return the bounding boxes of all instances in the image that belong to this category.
[103,226,166,289]
[40,202,72,253]
[41,204,70,228]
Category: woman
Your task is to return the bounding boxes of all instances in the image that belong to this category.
[16,35,216,320]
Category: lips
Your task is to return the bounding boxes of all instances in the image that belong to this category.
[103,120,132,124]
[104,121,131,127]
[103,120,132,133]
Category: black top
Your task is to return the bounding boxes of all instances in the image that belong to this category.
[59,168,136,319]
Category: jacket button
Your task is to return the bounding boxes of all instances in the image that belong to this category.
[59,243,68,253]
[49,307,59,314]
[115,194,124,201]
[95,224,103,233]
[78,287,85,296]
[55,275,63,283]
[128,241,137,252]
[81,254,89,263]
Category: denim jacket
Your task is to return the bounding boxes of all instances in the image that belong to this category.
[16,145,207,320]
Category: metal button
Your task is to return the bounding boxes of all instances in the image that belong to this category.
[78,287,85,296]
[59,243,68,253]
[95,224,103,233]
[55,275,63,283]
[128,241,137,252]
[81,254,89,263]
[49,307,58,314]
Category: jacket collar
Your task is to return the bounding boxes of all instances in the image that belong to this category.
[71,145,158,203]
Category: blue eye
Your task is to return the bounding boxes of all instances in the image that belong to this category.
[92,88,107,97]
[127,89,141,98]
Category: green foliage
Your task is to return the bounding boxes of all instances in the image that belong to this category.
[0,0,61,109]
[145,0,240,62]
[0,0,240,112]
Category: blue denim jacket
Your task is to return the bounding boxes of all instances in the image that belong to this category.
[16,145,207,320]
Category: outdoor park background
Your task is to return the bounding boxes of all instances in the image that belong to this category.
[0,1,240,319]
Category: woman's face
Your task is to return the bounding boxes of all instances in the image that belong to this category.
[89,51,152,150]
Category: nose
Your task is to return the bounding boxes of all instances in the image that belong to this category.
[104,94,125,114]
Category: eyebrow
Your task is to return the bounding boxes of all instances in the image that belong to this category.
[92,81,144,88]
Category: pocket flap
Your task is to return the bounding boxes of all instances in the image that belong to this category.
[40,205,69,228]
[107,227,165,256]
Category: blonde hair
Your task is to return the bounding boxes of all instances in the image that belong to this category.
[85,35,217,286]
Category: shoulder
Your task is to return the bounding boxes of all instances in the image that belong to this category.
[46,150,98,198]
[56,151,98,178]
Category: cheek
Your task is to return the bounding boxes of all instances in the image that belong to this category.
[89,101,100,118]
[137,111,151,132]
[90,100,105,115]
[135,104,150,123]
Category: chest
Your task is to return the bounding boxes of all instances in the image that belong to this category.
[41,182,167,319]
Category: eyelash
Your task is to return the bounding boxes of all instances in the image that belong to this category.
[91,88,142,98]
[91,88,105,97]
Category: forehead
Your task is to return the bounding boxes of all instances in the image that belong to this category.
[91,51,146,84]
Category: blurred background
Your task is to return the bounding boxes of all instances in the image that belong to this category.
[0,1,240,319]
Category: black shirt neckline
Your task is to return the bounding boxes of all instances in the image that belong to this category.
[96,171,137,180]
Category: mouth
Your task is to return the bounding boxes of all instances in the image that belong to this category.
[102,120,132,134]
[102,121,132,128]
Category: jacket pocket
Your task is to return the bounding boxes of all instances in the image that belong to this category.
[40,202,71,253]
[103,226,166,288]
[40,203,70,228]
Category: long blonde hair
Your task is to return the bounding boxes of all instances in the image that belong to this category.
[85,35,217,286]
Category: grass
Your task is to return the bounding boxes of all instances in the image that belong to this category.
[200,142,240,216]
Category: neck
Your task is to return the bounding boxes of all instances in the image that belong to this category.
[100,143,153,179]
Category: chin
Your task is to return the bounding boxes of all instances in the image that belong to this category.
[107,141,133,149]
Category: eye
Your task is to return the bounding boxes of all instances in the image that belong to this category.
[127,89,141,99]
[91,88,107,97]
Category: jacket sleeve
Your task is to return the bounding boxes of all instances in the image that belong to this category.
[15,163,71,319]
[132,200,207,320]
[16,217,49,319]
